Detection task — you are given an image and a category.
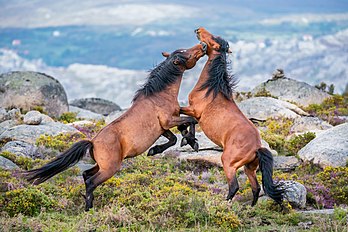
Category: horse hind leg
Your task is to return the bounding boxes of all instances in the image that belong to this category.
[84,142,122,211]
[222,153,239,200]
[82,164,99,183]
[244,159,261,206]
[85,165,121,211]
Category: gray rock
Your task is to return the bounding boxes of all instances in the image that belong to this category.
[0,107,21,123]
[237,97,309,120]
[290,116,333,134]
[281,180,307,208]
[23,111,42,125]
[0,107,7,122]
[274,156,300,172]
[300,209,335,214]
[0,156,19,170]
[0,120,18,135]
[1,141,43,159]
[105,109,127,124]
[69,106,104,121]
[298,123,348,168]
[22,110,54,125]
[0,122,79,144]
[0,71,68,117]
[70,97,121,116]
[251,77,330,107]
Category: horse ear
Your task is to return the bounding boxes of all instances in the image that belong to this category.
[162,52,170,57]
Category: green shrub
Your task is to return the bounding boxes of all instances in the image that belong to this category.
[285,132,316,156]
[305,94,348,125]
[1,187,58,216]
[58,112,80,124]
[36,133,86,152]
[317,166,348,205]
[253,86,278,98]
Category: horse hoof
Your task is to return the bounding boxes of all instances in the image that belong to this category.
[181,130,188,136]
[181,138,188,147]
[147,148,155,156]
[193,142,199,152]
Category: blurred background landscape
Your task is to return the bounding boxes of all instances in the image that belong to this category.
[1,0,348,108]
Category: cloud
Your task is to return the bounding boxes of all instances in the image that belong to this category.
[260,13,348,25]
[0,1,199,28]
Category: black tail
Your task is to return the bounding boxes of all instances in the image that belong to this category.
[257,147,284,204]
[24,140,93,185]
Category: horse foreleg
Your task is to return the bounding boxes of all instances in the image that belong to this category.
[159,115,199,151]
[180,121,198,151]
[148,130,177,156]
[179,106,199,151]
[180,106,196,118]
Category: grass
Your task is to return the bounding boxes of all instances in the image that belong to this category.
[1,155,347,231]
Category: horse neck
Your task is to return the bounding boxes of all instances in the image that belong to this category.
[162,74,183,99]
[194,52,220,90]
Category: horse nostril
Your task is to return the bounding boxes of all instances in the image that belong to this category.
[194,29,199,34]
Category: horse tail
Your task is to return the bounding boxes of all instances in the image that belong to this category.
[257,147,284,204]
[24,140,93,185]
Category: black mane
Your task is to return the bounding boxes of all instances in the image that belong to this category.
[133,52,187,101]
[199,37,238,100]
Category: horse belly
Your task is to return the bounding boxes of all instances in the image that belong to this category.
[199,118,224,148]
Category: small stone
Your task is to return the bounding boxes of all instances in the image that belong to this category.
[23,111,43,125]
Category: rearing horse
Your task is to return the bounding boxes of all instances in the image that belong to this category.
[180,28,284,206]
[24,43,206,211]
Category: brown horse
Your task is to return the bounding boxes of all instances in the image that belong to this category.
[24,43,207,211]
[179,28,284,206]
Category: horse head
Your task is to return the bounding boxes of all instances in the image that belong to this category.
[161,43,207,70]
[194,27,232,54]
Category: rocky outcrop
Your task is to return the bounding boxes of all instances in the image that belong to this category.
[69,106,104,121]
[290,116,333,134]
[1,141,42,159]
[0,108,21,123]
[298,123,348,167]
[237,97,309,120]
[70,98,121,116]
[251,77,330,107]
[0,122,79,144]
[0,156,19,170]
[273,156,300,172]
[0,71,68,117]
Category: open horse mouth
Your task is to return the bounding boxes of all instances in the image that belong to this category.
[201,42,207,54]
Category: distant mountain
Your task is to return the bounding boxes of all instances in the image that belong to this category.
[0,1,347,106]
